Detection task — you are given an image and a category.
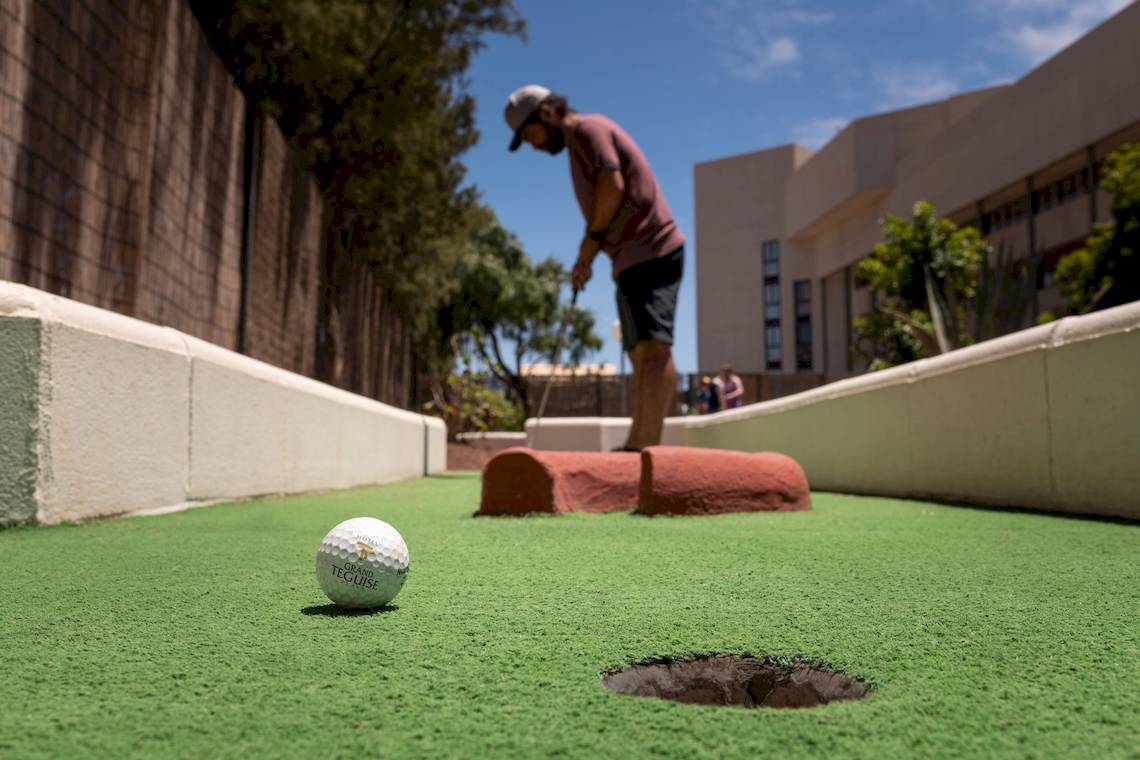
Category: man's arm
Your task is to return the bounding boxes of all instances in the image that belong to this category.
[572,169,625,290]
[589,169,625,235]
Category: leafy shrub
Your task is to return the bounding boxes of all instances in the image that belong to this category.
[423,373,525,440]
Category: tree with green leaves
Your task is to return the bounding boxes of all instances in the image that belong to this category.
[1053,142,1140,315]
[854,201,987,369]
[436,207,602,414]
[190,0,525,368]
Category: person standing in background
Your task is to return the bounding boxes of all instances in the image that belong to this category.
[719,365,743,409]
[696,375,721,414]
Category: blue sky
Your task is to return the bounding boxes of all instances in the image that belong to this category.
[459,0,1132,375]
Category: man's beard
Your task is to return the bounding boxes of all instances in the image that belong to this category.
[541,127,565,155]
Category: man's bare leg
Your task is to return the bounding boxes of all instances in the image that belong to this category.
[624,348,643,446]
[624,340,677,450]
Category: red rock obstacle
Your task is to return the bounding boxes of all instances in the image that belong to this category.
[638,446,811,516]
[479,445,811,517]
[479,447,641,516]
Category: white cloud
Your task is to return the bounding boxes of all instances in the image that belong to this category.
[1005,22,1088,63]
[990,0,1067,8]
[695,0,835,28]
[768,36,800,64]
[877,66,959,109]
[771,9,834,25]
[726,31,801,80]
[995,0,1132,64]
[692,0,831,80]
[793,117,850,149]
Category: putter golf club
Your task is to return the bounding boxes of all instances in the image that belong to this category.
[533,285,579,423]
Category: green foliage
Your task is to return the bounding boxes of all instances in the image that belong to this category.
[1054,142,1140,314]
[1102,141,1140,208]
[851,311,931,370]
[437,207,603,413]
[190,0,525,369]
[1055,239,1104,312]
[422,372,524,439]
[854,201,986,368]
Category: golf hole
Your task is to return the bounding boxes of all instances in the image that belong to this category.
[602,655,872,709]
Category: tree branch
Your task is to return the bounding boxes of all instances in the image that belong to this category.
[877,304,942,357]
[923,265,955,353]
[471,330,513,390]
[485,327,517,382]
[1080,278,1114,314]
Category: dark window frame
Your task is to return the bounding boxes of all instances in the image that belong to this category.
[793,279,812,370]
[763,240,782,371]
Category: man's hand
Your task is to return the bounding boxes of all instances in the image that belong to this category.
[571,237,601,291]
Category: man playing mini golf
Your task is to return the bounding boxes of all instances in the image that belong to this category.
[505,85,685,451]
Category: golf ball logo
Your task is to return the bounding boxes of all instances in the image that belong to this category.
[316,518,410,608]
[328,559,378,589]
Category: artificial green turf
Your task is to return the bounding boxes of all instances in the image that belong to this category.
[2,475,1138,759]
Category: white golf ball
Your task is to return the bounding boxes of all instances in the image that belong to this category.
[315,517,410,608]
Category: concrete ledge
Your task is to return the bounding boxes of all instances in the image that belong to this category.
[525,416,691,451]
[456,431,526,455]
[425,417,447,475]
[0,282,446,525]
[685,301,1140,520]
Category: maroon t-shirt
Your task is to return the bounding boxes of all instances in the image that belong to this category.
[568,114,685,278]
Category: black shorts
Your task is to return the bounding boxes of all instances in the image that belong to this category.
[615,246,683,352]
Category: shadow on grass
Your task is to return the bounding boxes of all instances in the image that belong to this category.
[428,472,481,480]
[301,604,399,617]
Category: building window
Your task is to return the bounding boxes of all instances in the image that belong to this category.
[794,280,812,370]
[766,327,782,365]
[762,241,781,370]
[763,241,780,277]
[764,283,780,320]
[1004,166,1099,229]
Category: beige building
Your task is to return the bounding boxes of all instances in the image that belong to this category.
[695,2,1140,386]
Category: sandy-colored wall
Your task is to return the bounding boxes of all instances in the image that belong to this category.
[889,2,1140,219]
[682,300,1140,520]
[695,146,808,373]
[785,102,948,241]
[784,127,858,238]
[821,270,847,375]
[0,282,446,525]
[808,194,886,281]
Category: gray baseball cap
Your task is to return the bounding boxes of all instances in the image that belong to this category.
[504,84,552,151]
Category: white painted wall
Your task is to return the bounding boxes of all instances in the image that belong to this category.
[0,282,446,525]
[684,301,1140,520]
[525,417,690,451]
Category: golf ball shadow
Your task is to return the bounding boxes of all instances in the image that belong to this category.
[301,603,399,617]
